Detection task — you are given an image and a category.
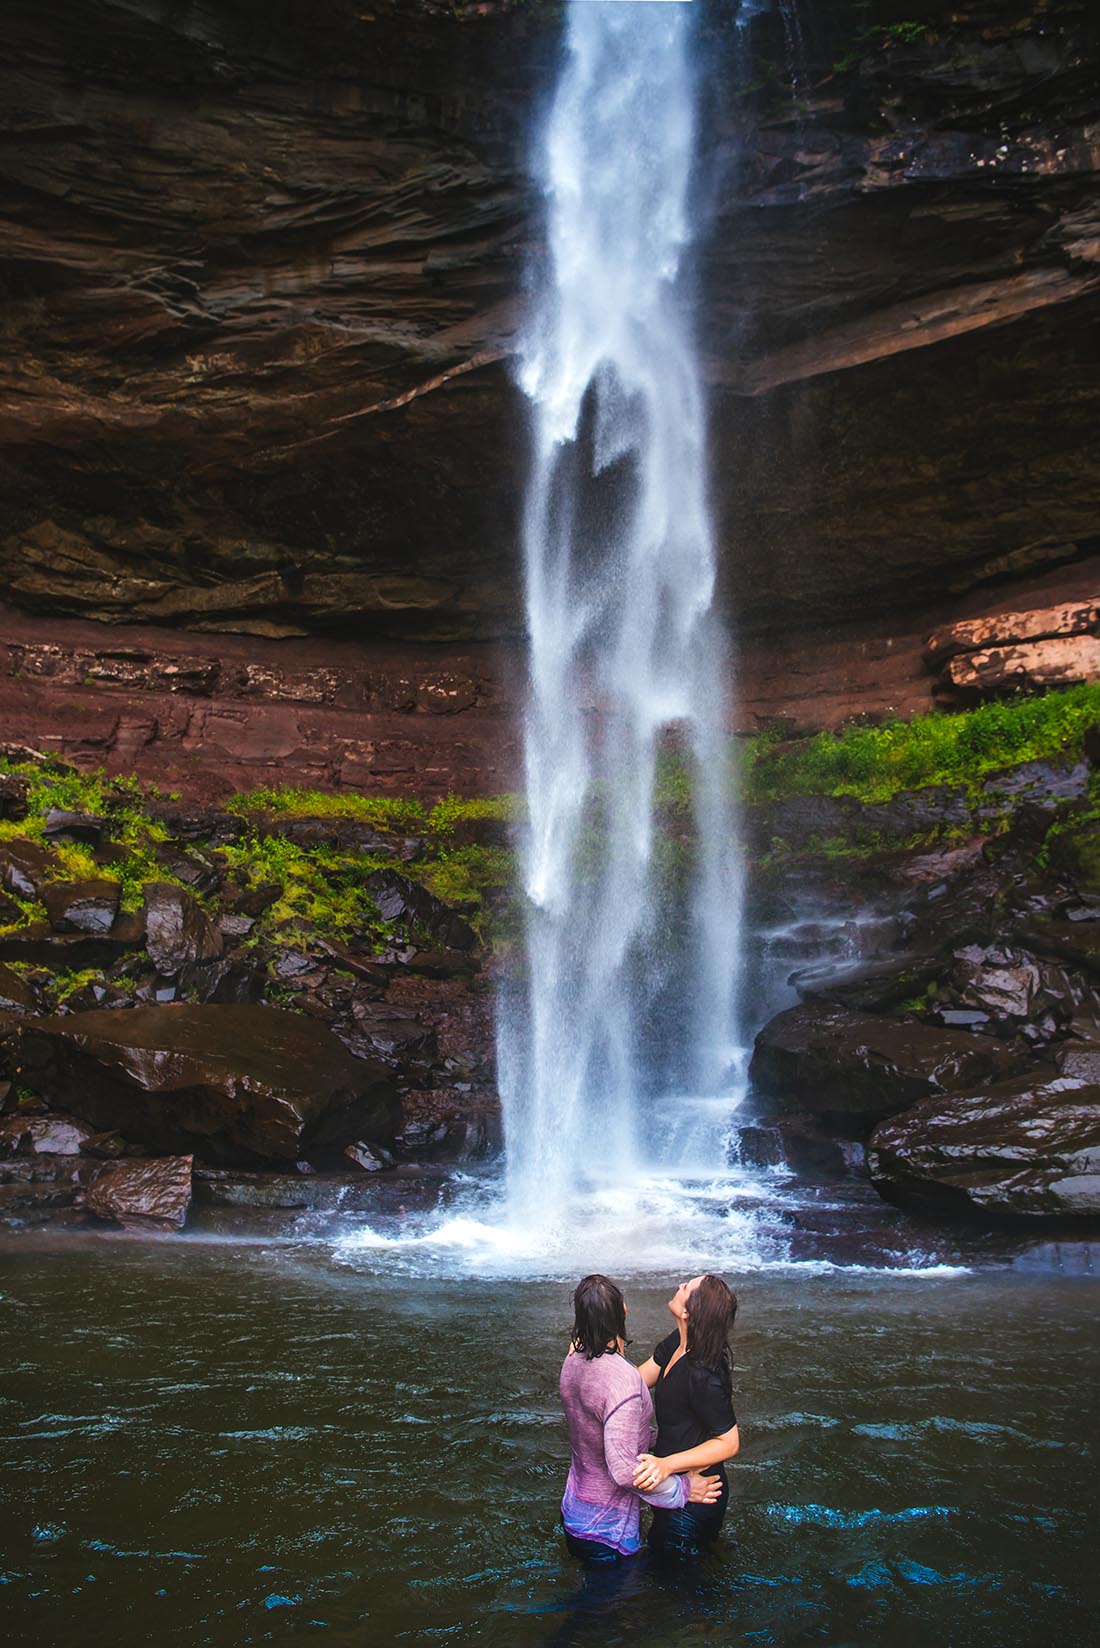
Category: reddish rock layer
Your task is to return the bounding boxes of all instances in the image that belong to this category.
[2,562,1098,800]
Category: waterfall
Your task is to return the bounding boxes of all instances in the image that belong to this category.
[500,0,741,1224]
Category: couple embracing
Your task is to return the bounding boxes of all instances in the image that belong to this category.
[559,1272,739,1564]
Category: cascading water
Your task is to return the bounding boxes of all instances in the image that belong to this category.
[330,0,968,1279]
[498,0,742,1226]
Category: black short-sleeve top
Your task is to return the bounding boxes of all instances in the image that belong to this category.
[651,1330,737,1475]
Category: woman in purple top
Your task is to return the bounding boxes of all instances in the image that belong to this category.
[559,1274,722,1564]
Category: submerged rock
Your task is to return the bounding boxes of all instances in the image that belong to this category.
[82,1154,193,1232]
[867,1077,1100,1217]
[749,1001,1028,1124]
[5,1004,398,1166]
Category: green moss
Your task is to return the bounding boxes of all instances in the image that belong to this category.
[220,834,390,946]
[900,981,940,1015]
[1038,772,1100,890]
[420,844,513,911]
[225,784,428,832]
[52,967,108,1004]
[427,793,521,834]
[743,684,1100,807]
[834,18,932,72]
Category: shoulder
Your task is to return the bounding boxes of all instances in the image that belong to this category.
[602,1353,645,1399]
[653,1330,679,1369]
[687,1358,737,1421]
[688,1356,733,1395]
[562,1349,643,1400]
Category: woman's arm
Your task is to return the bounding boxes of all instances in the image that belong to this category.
[602,1394,689,1509]
[633,1424,739,1490]
[636,1356,661,1389]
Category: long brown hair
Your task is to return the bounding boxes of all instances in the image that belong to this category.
[685,1274,736,1385]
[570,1274,627,1360]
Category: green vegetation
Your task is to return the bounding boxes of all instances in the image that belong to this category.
[221,786,522,947]
[224,784,429,833]
[1037,772,1100,892]
[219,834,393,947]
[0,681,1096,958]
[0,761,176,919]
[834,19,932,73]
[0,763,525,948]
[742,684,1100,807]
[226,783,520,835]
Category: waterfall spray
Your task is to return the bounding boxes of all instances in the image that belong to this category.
[500,0,742,1225]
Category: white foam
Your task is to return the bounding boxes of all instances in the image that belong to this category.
[329,1172,971,1283]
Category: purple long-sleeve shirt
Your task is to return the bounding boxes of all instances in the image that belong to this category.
[559,1349,688,1555]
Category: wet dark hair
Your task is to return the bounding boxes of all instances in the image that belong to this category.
[685,1275,737,1385]
[570,1273,627,1360]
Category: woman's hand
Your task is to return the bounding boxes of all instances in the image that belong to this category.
[633,1452,670,1492]
[686,1471,722,1505]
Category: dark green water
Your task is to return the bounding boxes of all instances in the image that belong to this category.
[1,1236,1097,1647]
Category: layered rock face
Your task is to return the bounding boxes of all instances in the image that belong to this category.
[748,771,1100,1219]
[1,0,1099,655]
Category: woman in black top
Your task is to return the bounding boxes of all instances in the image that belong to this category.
[632,1274,739,1558]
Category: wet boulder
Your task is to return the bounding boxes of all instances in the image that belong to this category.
[144,803,244,848]
[143,882,223,976]
[153,841,224,898]
[82,1154,193,1232]
[217,913,255,940]
[867,1077,1100,1217]
[949,944,1084,1041]
[267,816,402,857]
[0,962,37,1013]
[335,1000,437,1071]
[343,1140,393,1172]
[224,880,280,918]
[749,1001,1029,1124]
[43,878,120,935]
[201,948,268,1006]
[80,1128,130,1159]
[0,917,143,971]
[43,808,106,846]
[401,948,481,980]
[0,1112,94,1156]
[1056,1024,1100,1084]
[0,839,57,899]
[1015,916,1100,981]
[901,866,1011,954]
[367,869,477,952]
[792,953,941,1013]
[0,774,29,821]
[6,1003,398,1165]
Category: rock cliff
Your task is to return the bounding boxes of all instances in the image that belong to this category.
[2,0,1099,656]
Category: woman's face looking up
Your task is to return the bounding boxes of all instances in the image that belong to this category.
[668,1275,704,1322]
